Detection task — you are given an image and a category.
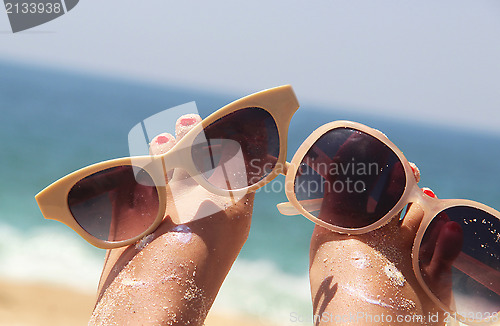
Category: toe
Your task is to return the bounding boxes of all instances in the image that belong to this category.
[175,114,202,140]
[409,162,420,183]
[149,133,176,155]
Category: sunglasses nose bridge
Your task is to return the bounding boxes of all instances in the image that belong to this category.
[407,184,440,213]
[160,146,190,171]
[281,161,292,175]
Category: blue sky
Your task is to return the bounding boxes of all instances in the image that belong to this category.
[1,0,499,134]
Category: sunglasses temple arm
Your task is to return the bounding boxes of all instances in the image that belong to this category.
[452,251,500,296]
[277,199,322,215]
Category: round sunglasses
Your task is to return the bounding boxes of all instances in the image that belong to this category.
[277,120,500,325]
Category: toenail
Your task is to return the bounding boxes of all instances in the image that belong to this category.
[156,135,171,144]
[422,188,436,198]
[180,117,197,126]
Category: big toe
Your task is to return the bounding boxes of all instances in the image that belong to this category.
[175,114,202,140]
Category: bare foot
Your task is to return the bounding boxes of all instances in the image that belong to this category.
[90,114,254,325]
[309,166,447,326]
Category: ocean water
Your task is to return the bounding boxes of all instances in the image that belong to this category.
[1,60,499,323]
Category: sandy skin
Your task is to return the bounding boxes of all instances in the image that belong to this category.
[309,167,451,325]
[90,114,255,325]
[90,114,449,325]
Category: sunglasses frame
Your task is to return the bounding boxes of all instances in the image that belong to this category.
[278,120,500,325]
[36,85,299,249]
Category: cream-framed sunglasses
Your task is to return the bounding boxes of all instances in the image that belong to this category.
[36,85,299,249]
[36,87,498,324]
[276,120,499,325]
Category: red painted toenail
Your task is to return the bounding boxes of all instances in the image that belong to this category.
[423,188,436,198]
[180,118,197,126]
[156,135,170,144]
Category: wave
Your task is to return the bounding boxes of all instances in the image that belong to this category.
[213,259,312,323]
[0,223,311,321]
[0,224,103,293]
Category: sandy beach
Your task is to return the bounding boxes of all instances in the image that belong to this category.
[0,278,279,326]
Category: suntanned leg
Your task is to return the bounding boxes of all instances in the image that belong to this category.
[309,167,449,326]
[309,206,443,326]
[90,114,254,325]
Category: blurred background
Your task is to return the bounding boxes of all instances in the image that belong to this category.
[0,1,499,325]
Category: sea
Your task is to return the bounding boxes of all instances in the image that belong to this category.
[0,60,499,324]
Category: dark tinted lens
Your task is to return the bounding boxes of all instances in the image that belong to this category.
[418,206,500,320]
[191,107,279,190]
[68,166,160,242]
[294,127,406,228]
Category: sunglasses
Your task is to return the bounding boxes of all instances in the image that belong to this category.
[36,86,498,322]
[276,120,500,325]
[35,85,299,249]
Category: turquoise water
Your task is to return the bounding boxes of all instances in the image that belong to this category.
[1,60,499,322]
